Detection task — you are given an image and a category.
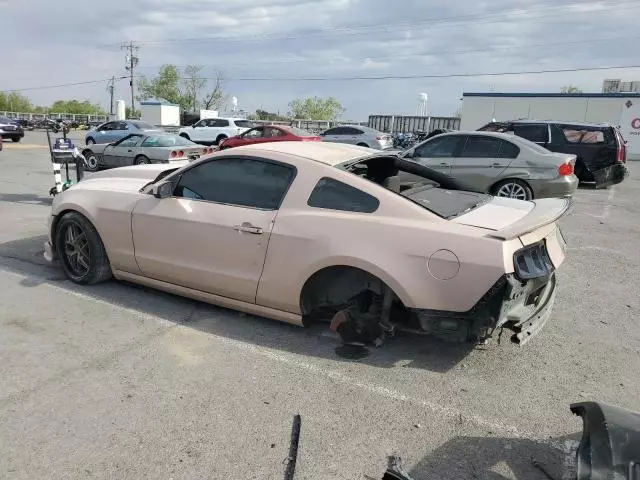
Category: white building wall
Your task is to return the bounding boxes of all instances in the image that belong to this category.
[160,105,180,126]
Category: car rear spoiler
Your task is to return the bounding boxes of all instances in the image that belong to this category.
[488,198,573,240]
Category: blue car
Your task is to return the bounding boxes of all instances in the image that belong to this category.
[85,120,160,145]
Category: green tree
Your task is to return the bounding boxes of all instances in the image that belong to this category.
[287,96,345,120]
[560,85,583,94]
[138,64,183,107]
[49,99,105,115]
[0,92,34,112]
[125,106,141,119]
[250,109,290,121]
[138,64,227,112]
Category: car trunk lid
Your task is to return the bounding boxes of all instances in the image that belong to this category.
[451,196,571,240]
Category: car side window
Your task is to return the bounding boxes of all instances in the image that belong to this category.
[214,119,230,127]
[460,136,502,158]
[497,141,520,159]
[343,127,363,135]
[100,122,115,131]
[114,135,142,147]
[560,126,609,145]
[513,125,548,143]
[325,127,345,135]
[243,127,264,138]
[414,136,461,158]
[174,158,295,210]
[307,177,379,213]
[265,127,284,137]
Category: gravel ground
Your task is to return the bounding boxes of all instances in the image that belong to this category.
[0,131,639,479]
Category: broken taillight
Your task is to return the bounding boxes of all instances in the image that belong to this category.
[558,163,574,176]
[615,131,627,163]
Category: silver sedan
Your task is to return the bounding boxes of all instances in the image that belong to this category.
[320,125,393,150]
[400,131,578,200]
[81,133,215,171]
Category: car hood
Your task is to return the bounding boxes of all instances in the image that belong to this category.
[75,163,188,192]
[451,196,572,239]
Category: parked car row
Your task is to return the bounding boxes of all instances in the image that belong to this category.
[0,115,25,142]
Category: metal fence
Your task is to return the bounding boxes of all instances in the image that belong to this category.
[368,115,461,134]
[0,111,108,123]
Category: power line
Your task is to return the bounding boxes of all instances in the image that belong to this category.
[103,0,638,48]
[1,77,127,93]
[192,64,640,82]
[131,34,640,72]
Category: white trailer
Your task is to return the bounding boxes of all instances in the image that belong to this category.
[460,93,640,159]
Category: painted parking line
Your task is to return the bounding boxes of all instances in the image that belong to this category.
[1,143,48,149]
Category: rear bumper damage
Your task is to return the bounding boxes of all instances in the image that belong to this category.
[409,273,557,345]
[592,163,628,188]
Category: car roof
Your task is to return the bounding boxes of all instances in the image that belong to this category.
[229,140,378,165]
[498,119,614,128]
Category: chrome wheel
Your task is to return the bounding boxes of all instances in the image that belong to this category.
[62,222,91,277]
[497,182,528,200]
[85,153,98,170]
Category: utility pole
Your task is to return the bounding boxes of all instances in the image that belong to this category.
[107,76,115,118]
[121,41,139,118]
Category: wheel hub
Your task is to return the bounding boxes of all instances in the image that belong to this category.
[63,223,90,276]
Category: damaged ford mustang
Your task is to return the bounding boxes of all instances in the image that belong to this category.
[44,141,570,345]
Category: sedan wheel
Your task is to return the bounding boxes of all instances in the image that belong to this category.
[134,155,150,165]
[495,180,532,200]
[83,151,99,172]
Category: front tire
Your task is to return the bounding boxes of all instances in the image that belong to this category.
[134,155,150,165]
[216,134,227,145]
[12,136,21,143]
[493,179,533,201]
[55,212,112,284]
[356,142,369,147]
[82,150,99,172]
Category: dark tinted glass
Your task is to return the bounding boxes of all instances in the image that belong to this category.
[415,136,460,158]
[461,136,502,157]
[175,158,295,210]
[215,119,230,127]
[234,120,253,128]
[307,177,379,213]
[498,141,520,159]
[514,124,547,143]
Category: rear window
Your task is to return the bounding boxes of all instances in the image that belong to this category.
[561,127,607,144]
[234,120,254,128]
[289,127,314,137]
[308,177,379,213]
[142,135,196,147]
[130,120,155,129]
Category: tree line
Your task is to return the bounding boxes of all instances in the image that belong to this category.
[0,92,105,115]
[2,64,347,120]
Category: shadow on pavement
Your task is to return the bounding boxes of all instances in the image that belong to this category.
[0,193,52,206]
[406,432,580,480]
[0,234,475,373]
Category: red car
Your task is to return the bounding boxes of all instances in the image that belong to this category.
[219,125,321,149]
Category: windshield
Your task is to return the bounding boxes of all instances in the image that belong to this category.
[234,120,254,128]
[142,135,196,147]
[402,185,490,218]
[130,120,155,129]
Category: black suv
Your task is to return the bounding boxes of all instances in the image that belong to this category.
[0,115,25,143]
[478,120,628,187]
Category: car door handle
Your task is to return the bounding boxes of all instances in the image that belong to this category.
[234,223,263,234]
[127,149,132,152]
[440,162,449,167]
[492,163,505,168]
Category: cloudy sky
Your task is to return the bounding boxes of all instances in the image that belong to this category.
[2,0,640,119]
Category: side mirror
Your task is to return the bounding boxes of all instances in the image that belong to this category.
[152,180,173,199]
[404,150,414,158]
[192,124,196,128]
